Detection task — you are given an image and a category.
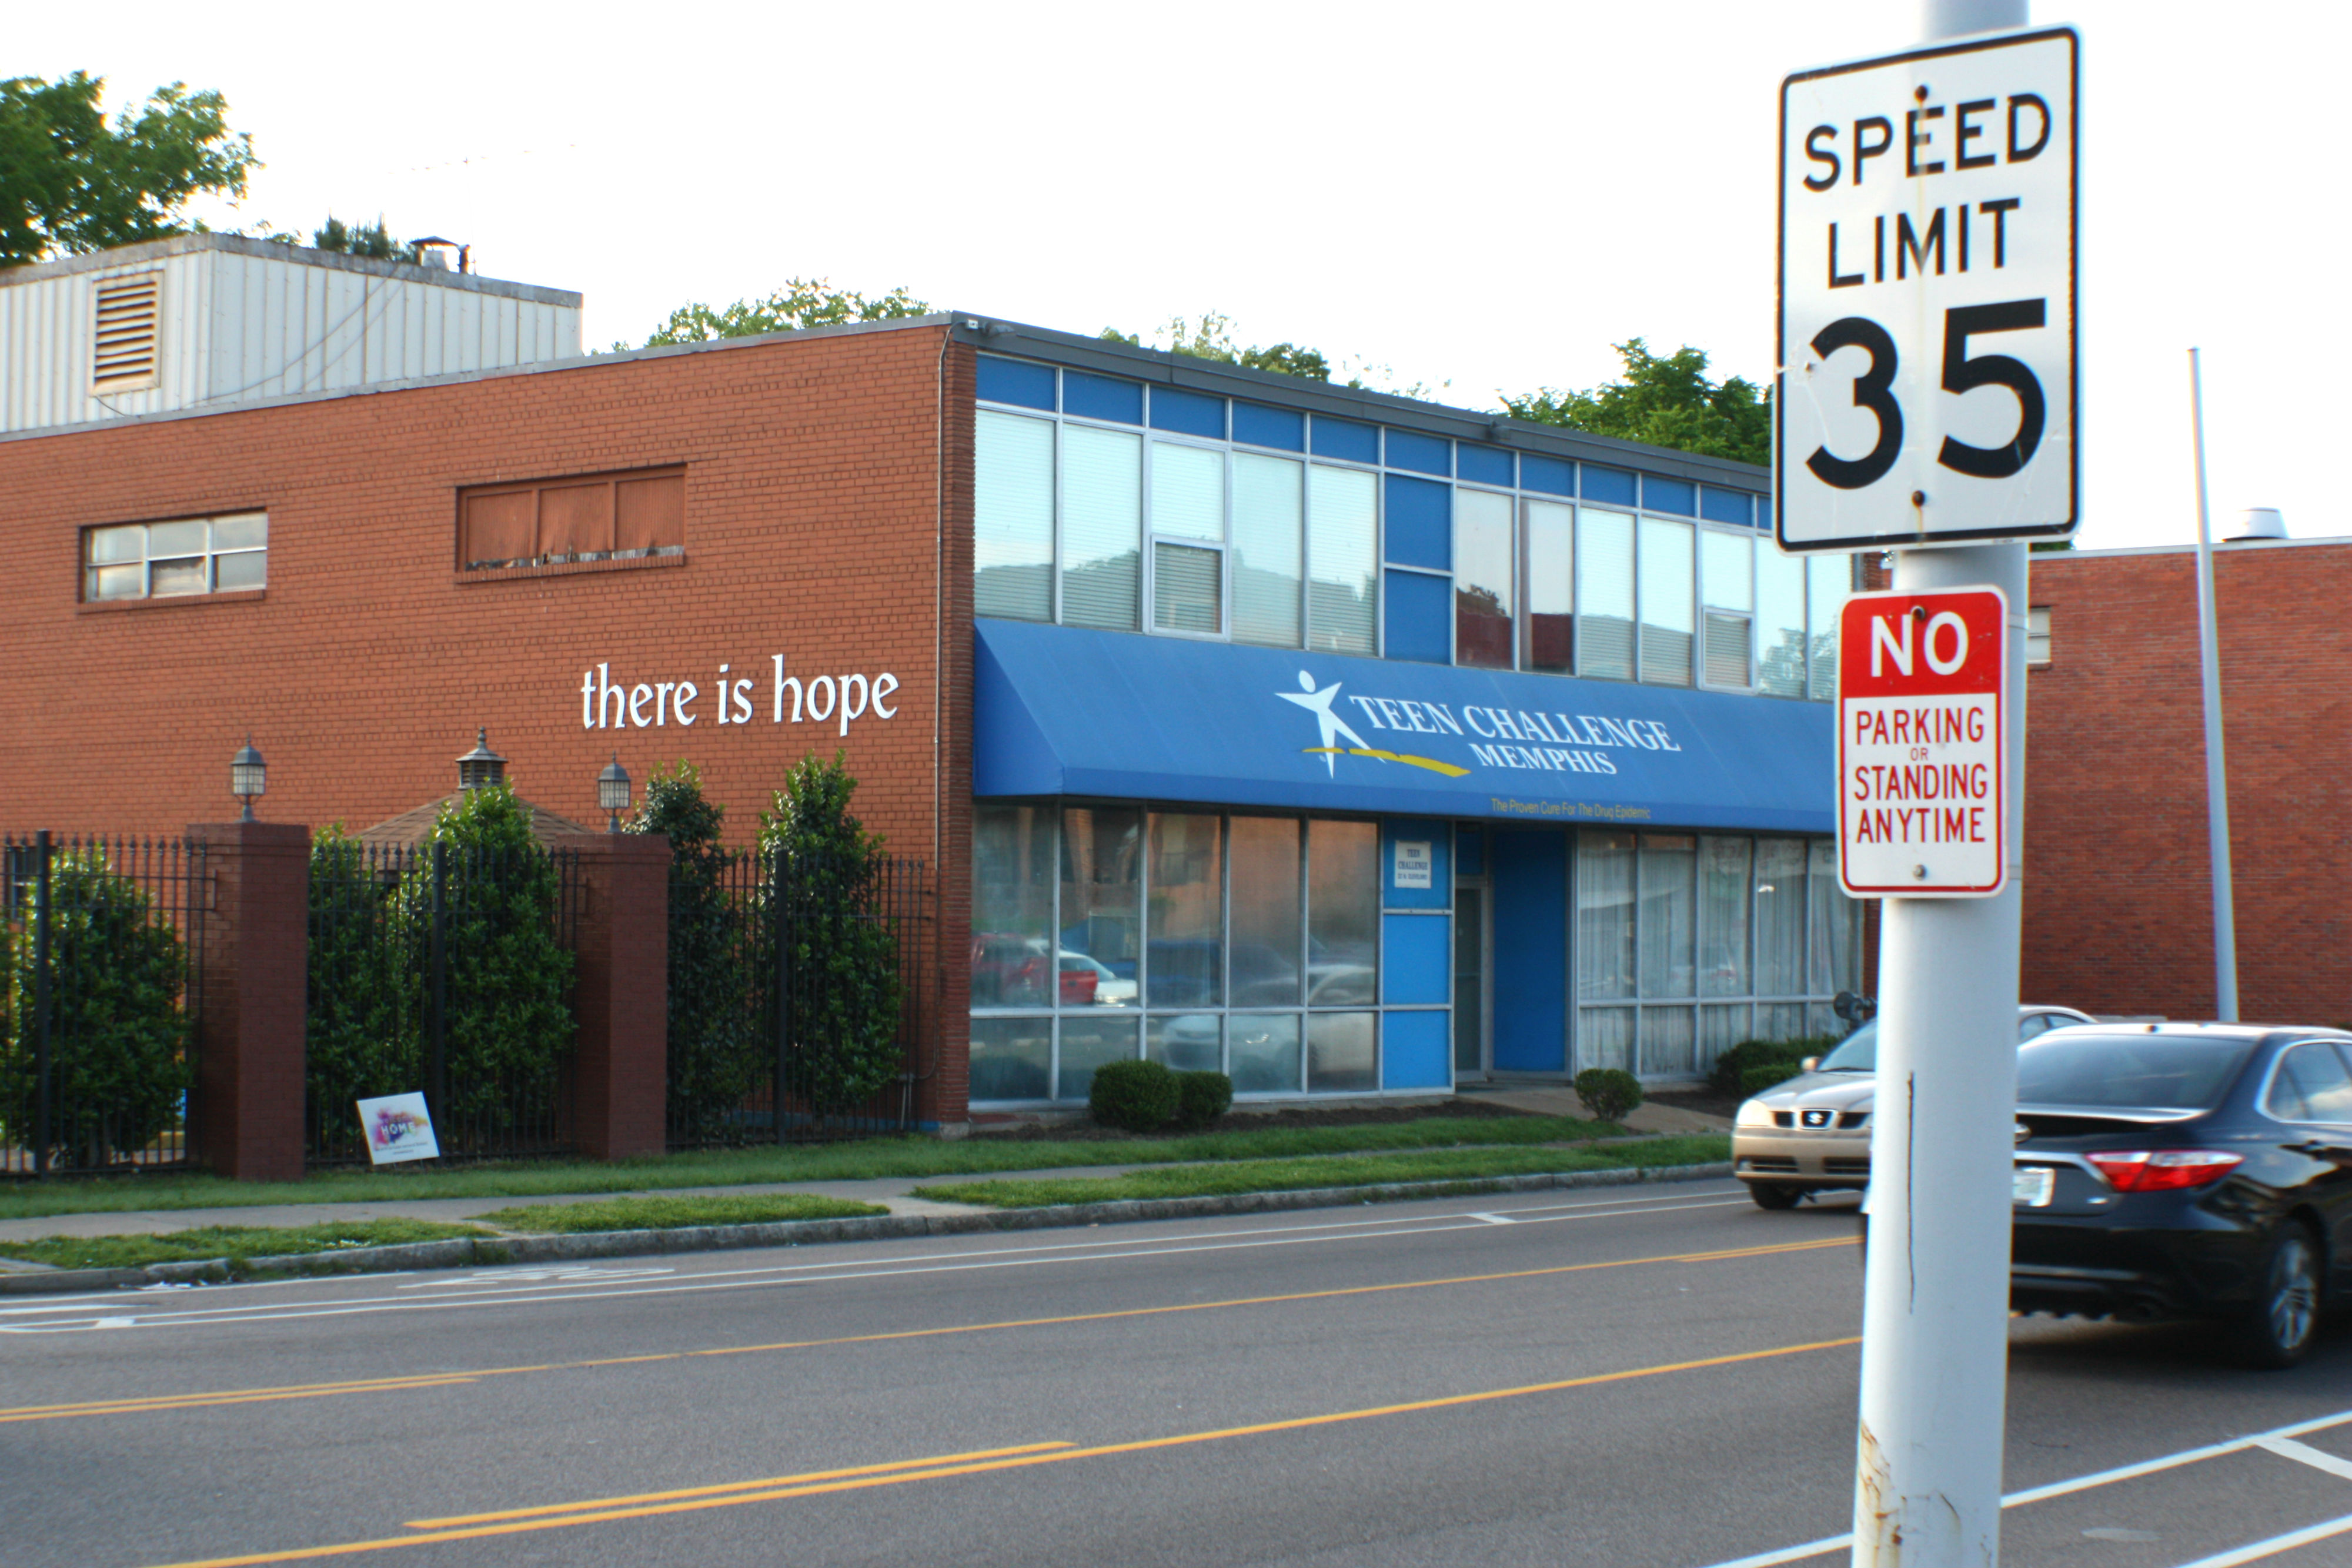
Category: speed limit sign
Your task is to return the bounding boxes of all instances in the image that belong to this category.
[1776,27,2077,551]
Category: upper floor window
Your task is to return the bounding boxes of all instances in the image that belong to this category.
[458,467,685,572]
[83,512,266,601]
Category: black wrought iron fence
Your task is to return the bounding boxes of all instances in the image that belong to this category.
[305,838,582,1166]
[665,849,927,1150]
[1,833,209,1178]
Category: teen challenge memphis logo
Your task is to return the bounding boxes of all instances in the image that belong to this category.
[1275,670,1673,783]
[1277,671,1468,778]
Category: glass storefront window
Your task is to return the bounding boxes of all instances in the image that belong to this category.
[1698,835,1752,998]
[970,1016,1051,1102]
[1753,837,1808,996]
[1230,817,1303,1007]
[1575,831,1636,1001]
[1637,833,1696,998]
[1061,808,1142,1008]
[1147,813,1224,1008]
[1307,819,1377,1005]
[1059,1015,1140,1101]
[1523,499,1573,674]
[1147,1014,1222,1074]
[1808,839,1856,996]
[1308,1012,1378,1092]
[972,805,1056,1008]
[1454,487,1514,670]
[1231,1014,1302,1094]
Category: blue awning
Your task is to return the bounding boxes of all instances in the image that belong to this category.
[974,620,1833,833]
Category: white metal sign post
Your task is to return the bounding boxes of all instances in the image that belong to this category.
[1778,5,2074,1566]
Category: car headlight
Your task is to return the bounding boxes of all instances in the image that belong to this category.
[1735,1098,1776,1128]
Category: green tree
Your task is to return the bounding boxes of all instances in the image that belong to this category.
[632,279,928,349]
[310,214,413,263]
[1502,339,1771,467]
[759,752,904,1117]
[305,825,414,1154]
[0,73,258,269]
[1101,312,1332,382]
[630,761,761,1144]
[0,845,189,1168]
[388,787,575,1141]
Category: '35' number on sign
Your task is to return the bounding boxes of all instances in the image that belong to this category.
[1806,299,2046,491]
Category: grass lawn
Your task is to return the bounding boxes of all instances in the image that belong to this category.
[473,1193,887,1234]
[0,1114,1625,1221]
[0,1219,490,1273]
[910,1136,1731,1209]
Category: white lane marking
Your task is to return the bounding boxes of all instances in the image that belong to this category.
[0,1193,1760,1334]
[1468,1214,1515,1226]
[2256,1436,2352,1485]
[1698,1405,2352,1568]
[2167,1510,2352,1568]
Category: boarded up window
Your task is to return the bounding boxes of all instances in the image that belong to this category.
[456,467,684,570]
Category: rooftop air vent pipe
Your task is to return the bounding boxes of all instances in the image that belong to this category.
[2227,507,2286,541]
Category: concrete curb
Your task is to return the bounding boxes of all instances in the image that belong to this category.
[0,1161,1735,1297]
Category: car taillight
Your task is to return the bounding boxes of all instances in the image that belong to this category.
[2085,1151,2243,1192]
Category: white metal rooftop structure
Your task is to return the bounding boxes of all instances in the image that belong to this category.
[0,233,582,436]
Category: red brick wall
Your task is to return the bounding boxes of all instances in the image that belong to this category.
[0,322,976,1121]
[2022,541,2352,1025]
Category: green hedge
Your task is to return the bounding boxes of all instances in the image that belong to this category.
[1573,1067,1643,1123]
[1091,1058,1181,1132]
[1710,1036,1837,1098]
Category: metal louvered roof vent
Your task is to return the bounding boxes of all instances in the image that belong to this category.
[92,273,162,391]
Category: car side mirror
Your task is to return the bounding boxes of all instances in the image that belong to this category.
[1800,1057,1820,1073]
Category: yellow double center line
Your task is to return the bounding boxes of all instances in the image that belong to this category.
[151,1333,1864,1567]
[2,1235,1855,1427]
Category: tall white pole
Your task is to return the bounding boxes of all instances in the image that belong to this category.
[2187,349,2240,1022]
[1852,2,2030,1564]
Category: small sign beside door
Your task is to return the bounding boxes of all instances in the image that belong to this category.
[1394,840,1433,890]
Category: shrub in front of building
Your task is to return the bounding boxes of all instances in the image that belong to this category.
[1090,1058,1181,1132]
[306,825,417,1136]
[387,787,576,1138]
[1741,1062,1805,1095]
[0,846,188,1168]
[632,763,761,1144]
[1573,1067,1643,1124]
[1175,1069,1234,1130]
[760,752,904,1117]
[1711,1037,1836,1098]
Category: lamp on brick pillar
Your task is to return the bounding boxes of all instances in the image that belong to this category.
[456,728,506,791]
[230,737,267,822]
[597,753,632,834]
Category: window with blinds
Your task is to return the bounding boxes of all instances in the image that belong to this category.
[976,410,1055,620]
[1576,508,1636,680]
[92,273,162,392]
[1700,529,1754,689]
[458,467,686,571]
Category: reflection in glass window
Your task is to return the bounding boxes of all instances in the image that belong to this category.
[1700,529,1753,688]
[1454,488,1514,670]
[1754,838,1808,995]
[1147,1014,1222,1074]
[1152,543,1221,634]
[1062,425,1141,631]
[1231,1014,1302,1094]
[1523,499,1573,674]
[974,412,1053,621]
[1641,1006,1696,1077]
[1577,508,1635,680]
[1308,1012,1378,1092]
[1060,808,1142,1008]
[1307,819,1377,1005]
[972,806,1057,1008]
[970,1016,1050,1101]
[1698,836,1752,998]
[83,513,268,602]
[1808,555,1849,701]
[1307,466,1377,655]
[1638,834,1696,998]
[1229,817,1303,1007]
[1755,546,1807,697]
[1147,813,1224,1008]
[1232,453,1303,647]
[1059,1015,1139,1101]
[1151,442,1224,541]
[1576,831,1637,1000]
[1638,517,1694,686]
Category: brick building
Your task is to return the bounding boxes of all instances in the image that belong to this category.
[2022,536,2352,1025]
[3,236,1869,1130]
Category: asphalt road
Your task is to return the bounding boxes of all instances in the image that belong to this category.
[11,1180,2352,1567]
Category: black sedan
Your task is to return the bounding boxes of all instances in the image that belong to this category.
[2011,1023,2352,1367]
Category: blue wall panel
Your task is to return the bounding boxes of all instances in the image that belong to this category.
[1382,820,1452,910]
[1382,1008,1452,1090]
[1522,454,1575,496]
[1489,828,1567,1072]
[1385,428,1451,477]
[1385,474,1451,570]
[1643,475,1696,517]
[1583,465,1637,506]
[1064,370,1144,424]
[1458,445,1515,487]
[977,356,1055,411]
[1382,569,1452,663]
[1382,913,1451,1005]
[1150,386,1226,439]
[1234,401,1306,452]
[1700,486,1754,527]
[1455,824,1485,877]
[1312,417,1379,464]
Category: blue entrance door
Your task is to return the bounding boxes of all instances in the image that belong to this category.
[1488,828,1567,1074]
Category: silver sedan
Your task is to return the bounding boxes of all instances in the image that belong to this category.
[1732,1005,2096,1209]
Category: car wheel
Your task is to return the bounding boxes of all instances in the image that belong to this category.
[2233,1219,2323,1369]
[1749,1182,1805,1211]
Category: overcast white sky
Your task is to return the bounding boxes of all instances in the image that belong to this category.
[15,1,2341,550]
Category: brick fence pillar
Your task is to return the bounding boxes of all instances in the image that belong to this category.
[570,834,669,1159]
[188,821,310,1181]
